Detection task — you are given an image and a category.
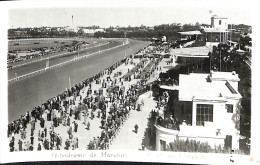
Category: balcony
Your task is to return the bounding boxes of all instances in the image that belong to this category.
[155,117,225,139]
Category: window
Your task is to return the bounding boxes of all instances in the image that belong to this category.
[196,104,213,126]
[226,104,233,113]
[219,20,222,25]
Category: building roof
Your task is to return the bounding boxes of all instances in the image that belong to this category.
[209,71,240,82]
[211,16,228,19]
[178,31,202,35]
[83,29,95,34]
[179,72,242,102]
[159,85,179,90]
[170,46,211,58]
[203,28,230,33]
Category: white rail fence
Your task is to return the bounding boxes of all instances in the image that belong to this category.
[9,42,110,70]
[8,41,129,83]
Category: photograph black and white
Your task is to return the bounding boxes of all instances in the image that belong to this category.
[0,0,259,164]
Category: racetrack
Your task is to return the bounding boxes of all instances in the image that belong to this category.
[7,38,107,68]
[8,39,149,122]
[8,38,101,51]
[8,40,121,80]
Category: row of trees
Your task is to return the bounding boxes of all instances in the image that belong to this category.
[8,23,202,40]
[8,28,78,39]
[94,23,201,41]
[210,44,251,138]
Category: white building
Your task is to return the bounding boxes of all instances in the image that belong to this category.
[155,71,242,151]
[203,15,230,46]
[179,15,231,47]
[82,29,105,36]
[210,16,228,30]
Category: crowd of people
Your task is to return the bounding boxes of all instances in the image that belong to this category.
[8,44,166,152]
[148,90,183,131]
[86,56,164,150]
[8,55,127,151]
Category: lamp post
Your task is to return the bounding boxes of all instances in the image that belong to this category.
[69,76,71,89]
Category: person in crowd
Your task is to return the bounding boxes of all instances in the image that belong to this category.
[18,139,23,151]
[134,124,139,134]
[37,143,41,151]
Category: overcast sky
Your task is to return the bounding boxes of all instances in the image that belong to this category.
[8,7,252,28]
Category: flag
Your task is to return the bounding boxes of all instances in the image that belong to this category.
[209,10,213,14]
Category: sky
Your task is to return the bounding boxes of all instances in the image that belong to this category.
[8,7,252,29]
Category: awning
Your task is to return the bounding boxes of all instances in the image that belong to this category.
[170,46,211,58]
[159,85,179,90]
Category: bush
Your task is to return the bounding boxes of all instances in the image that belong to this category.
[167,138,228,153]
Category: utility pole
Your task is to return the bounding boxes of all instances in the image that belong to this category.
[230,24,232,46]
[210,51,212,72]
[220,50,221,72]
[209,34,212,72]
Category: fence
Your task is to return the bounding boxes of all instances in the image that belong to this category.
[8,41,129,83]
[8,42,110,70]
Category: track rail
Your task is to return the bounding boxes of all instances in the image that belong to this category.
[8,41,129,83]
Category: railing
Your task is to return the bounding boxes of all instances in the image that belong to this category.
[155,117,181,131]
[8,42,110,70]
[8,41,129,83]
[155,118,226,139]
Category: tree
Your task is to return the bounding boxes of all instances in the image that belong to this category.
[195,22,201,30]
[210,43,251,140]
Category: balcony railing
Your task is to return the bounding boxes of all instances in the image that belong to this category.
[155,117,225,139]
[155,117,180,131]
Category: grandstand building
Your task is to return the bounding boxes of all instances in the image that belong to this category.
[179,15,231,47]
[155,71,242,151]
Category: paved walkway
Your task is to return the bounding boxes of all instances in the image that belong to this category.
[109,91,156,150]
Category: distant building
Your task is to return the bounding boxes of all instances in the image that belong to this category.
[162,36,167,42]
[82,29,95,37]
[81,28,105,36]
[94,29,105,33]
[148,26,154,30]
[210,16,228,30]
[14,31,28,38]
[201,16,230,46]
[155,71,242,151]
[178,15,231,47]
